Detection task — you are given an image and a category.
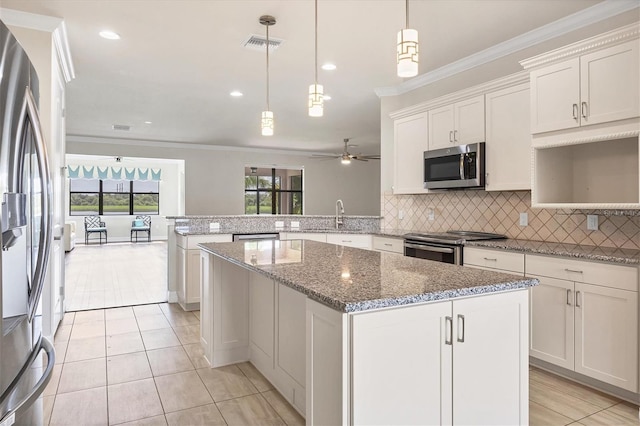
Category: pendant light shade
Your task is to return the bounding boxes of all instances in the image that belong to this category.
[260,15,276,136]
[261,110,274,136]
[397,0,418,78]
[308,0,323,117]
[308,83,324,117]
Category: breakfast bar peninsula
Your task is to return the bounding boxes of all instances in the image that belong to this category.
[199,239,538,425]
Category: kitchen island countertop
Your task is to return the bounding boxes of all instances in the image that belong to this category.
[199,239,537,312]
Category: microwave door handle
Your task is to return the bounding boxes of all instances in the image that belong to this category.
[21,88,53,322]
[459,154,465,179]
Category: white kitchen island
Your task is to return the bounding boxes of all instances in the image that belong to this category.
[199,239,538,425]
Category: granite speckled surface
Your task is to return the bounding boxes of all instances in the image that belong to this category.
[171,215,380,235]
[199,240,538,313]
[467,239,640,265]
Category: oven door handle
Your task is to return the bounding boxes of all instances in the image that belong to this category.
[404,243,454,254]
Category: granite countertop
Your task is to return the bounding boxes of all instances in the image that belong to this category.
[174,227,375,236]
[199,240,538,313]
[467,239,640,265]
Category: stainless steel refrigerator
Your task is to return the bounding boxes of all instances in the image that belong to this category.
[0,20,55,426]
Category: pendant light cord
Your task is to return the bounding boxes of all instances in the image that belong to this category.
[314,0,318,84]
[266,23,270,110]
[406,0,409,29]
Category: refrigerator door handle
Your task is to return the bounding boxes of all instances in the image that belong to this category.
[0,336,55,424]
[18,88,53,322]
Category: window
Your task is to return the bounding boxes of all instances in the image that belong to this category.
[70,178,159,215]
[244,167,302,215]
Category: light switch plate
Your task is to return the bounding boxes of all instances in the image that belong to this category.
[399,210,404,220]
[291,221,300,229]
[209,222,220,231]
[519,212,528,227]
[275,221,284,228]
[587,215,599,231]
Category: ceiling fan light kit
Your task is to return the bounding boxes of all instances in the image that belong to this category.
[397,0,419,78]
[260,15,276,136]
[308,0,324,117]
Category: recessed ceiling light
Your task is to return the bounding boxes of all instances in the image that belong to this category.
[99,30,120,40]
[230,91,243,97]
[324,94,332,101]
[144,121,152,124]
[321,63,337,71]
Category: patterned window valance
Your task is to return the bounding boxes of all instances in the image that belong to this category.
[67,166,162,181]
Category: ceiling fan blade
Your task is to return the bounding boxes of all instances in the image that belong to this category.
[351,157,369,162]
[311,154,341,158]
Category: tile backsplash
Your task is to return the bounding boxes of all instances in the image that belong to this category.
[382,191,640,250]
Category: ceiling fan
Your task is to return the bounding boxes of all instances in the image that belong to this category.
[312,138,381,164]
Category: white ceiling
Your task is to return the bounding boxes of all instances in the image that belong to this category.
[0,0,612,154]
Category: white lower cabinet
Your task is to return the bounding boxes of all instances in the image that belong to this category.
[349,290,529,425]
[280,232,327,242]
[326,233,372,249]
[527,254,638,393]
[371,236,404,254]
[177,233,232,310]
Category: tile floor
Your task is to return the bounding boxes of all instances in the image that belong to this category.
[43,303,304,425]
[43,303,639,425]
[64,242,168,311]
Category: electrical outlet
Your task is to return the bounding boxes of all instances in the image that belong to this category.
[275,221,284,228]
[519,212,528,227]
[587,215,599,231]
[427,208,435,221]
[209,222,220,231]
[399,210,404,220]
[291,221,300,229]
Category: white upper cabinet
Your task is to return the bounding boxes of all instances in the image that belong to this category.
[393,112,429,194]
[527,34,639,134]
[485,83,531,191]
[428,95,485,150]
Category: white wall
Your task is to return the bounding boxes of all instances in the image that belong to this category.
[66,137,381,216]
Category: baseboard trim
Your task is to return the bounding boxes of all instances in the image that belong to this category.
[167,291,178,303]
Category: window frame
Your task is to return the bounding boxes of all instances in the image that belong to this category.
[244,168,303,215]
[69,179,160,216]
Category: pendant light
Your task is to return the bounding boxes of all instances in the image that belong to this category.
[308,0,323,117]
[397,0,418,78]
[260,15,276,136]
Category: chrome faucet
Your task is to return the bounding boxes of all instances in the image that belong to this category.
[335,199,344,229]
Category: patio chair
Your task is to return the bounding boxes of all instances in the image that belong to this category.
[84,215,107,244]
[131,215,151,242]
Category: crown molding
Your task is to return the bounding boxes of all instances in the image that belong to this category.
[520,21,639,69]
[67,134,344,157]
[389,71,529,120]
[0,8,76,82]
[375,0,640,98]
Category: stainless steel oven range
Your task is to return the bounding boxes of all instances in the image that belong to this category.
[403,231,506,265]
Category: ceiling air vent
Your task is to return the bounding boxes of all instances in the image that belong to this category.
[242,34,284,52]
[112,124,131,131]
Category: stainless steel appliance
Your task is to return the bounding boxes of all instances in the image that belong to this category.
[0,21,55,426]
[404,231,506,265]
[424,142,485,190]
[232,233,280,242]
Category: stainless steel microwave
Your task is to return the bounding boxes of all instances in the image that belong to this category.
[424,143,485,189]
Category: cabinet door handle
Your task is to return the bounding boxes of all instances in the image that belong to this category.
[445,316,453,345]
[566,289,572,306]
[457,314,465,343]
[342,240,352,243]
[486,172,489,186]
[564,268,583,274]
[453,130,458,142]
[581,102,588,119]
[575,291,582,308]
[572,103,579,120]
[384,243,393,247]
[449,130,453,143]
[483,257,497,261]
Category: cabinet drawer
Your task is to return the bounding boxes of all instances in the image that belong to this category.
[464,247,524,274]
[372,236,404,254]
[526,255,638,292]
[326,234,372,249]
